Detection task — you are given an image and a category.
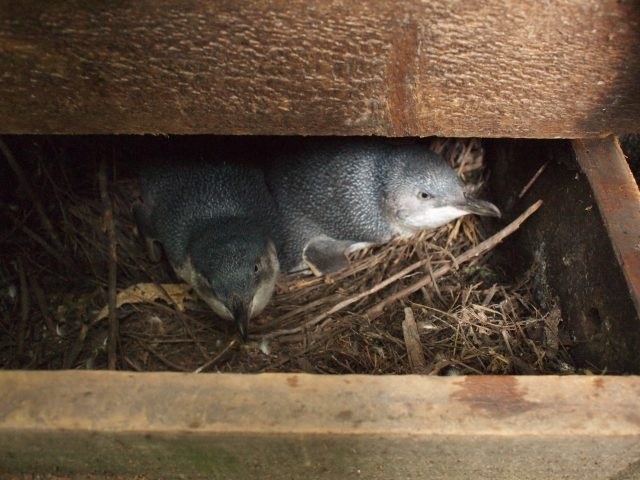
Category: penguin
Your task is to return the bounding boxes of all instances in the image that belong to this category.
[265,138,501,276]
[133,158,279,340]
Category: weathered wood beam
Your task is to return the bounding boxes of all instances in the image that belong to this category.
[1,1,639,137]
[486,138,640,371]
[1,372,640,478]
[573,137,640,317]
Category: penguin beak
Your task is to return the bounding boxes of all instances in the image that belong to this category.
[230,297,250,341]
[462,197,502,218]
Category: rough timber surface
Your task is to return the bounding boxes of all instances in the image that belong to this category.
[1,372,640,479]
[1,1,639,137]
[573,137,640,318]
[486,139,640,372]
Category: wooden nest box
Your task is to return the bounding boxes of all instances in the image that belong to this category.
[1,1,640,478]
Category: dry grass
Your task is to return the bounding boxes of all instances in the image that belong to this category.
[0,137,576,374]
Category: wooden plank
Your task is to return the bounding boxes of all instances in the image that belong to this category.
[486,139,640,372]
[1,372,640,479]
[573,137,640,317]
[0,1,639,137]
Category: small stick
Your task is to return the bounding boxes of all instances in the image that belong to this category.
[141,341,190,372]
[266,201,541,340]
[99,157,119,370]
[30,275,58,337]
[124,355,144,372]
[4,212,66,264]
[153,282,209,361]
[265,254,435,338]
[402,307,426,372]
[19,223,67,265]
[518,162,548,199]
[482,284,498,307]
[63,323,89,369]
[0,139,63,251]
[194,339,238,373]
[253,293,342,334]
[16,259,29,356]
[366,200,543,318]
[426,358,454,376]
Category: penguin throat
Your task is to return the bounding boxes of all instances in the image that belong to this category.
[398,206,470,232]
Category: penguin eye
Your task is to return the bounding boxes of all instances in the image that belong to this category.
[254,263,260,274]
[418,191,431,200]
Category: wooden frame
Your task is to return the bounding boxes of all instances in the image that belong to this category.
[0,138,639,477]
[1,0,639,137]
[2,371,640,479]
[2,3,640,478]
[573,137,640,315]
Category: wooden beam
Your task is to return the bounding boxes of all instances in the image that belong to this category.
[573,137,640,317]
[0,1,639,137]
[1,371,640,478]
[486,139,640,371]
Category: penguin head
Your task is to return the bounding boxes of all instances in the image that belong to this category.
[383,146,501,233]
[183,225,279,340]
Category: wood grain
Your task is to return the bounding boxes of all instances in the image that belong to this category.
[573,137,640,317]
[0,1,639,136]
[402,307,426,372]
[1,371,640,478]
[486,139,640,372]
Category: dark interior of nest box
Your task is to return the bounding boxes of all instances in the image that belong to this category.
[0,136,638,374]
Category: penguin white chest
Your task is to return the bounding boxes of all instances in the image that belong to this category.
[395,206,470,235]
[173,258,235,320]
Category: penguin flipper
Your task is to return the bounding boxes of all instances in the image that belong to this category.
[303,236,354,276]
[132,201,162,263]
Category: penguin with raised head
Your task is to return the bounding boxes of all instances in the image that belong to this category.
[266,138,500,275]
[133,159,279,340]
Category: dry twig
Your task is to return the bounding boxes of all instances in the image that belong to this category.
[16,259,29,356]
[402,307,426,372]
[518,162,548,199]
[30,276,58,338]
[264,256,435,339]
[0,137,572,375]
[99,157,119,370]
[266,200,542,340]
[0,139,63,251]
[194,339,238,373]
[367,200,543,317]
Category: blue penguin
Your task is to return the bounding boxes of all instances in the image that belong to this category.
[266,138,501,275]
[133,159,279,340]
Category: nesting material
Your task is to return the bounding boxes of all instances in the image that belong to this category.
[0,138,576,374]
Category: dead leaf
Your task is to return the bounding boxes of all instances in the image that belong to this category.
[95,283,196,321]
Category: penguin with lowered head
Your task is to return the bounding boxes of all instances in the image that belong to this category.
[133,158,279,340]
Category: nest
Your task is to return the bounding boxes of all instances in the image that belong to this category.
[0,137,576,374]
